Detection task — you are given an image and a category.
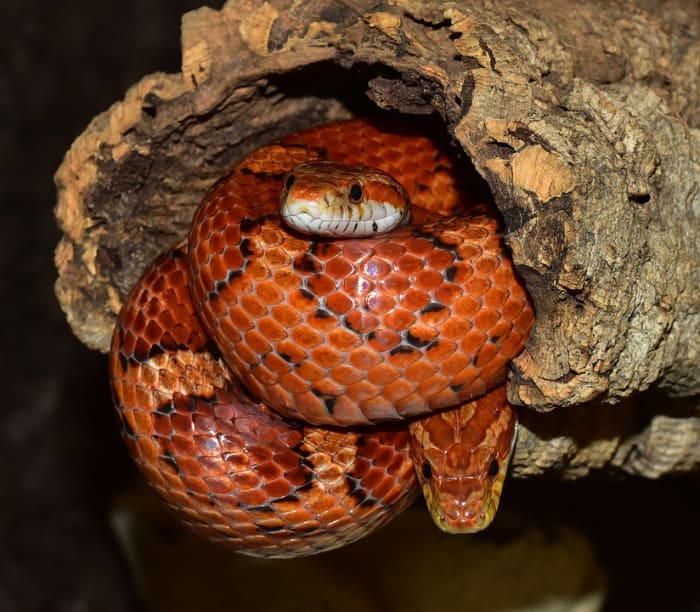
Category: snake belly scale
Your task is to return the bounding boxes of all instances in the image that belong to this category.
[109,118,534,557]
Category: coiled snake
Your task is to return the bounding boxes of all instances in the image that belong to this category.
[109,118,534,558]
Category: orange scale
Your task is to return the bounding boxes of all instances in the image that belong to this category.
[289,289,319,312]
[403,237,434,256]
[270,304,300,328]
[475,255,499,274]
[309,274,339,300]
[492,264,518,286]
[435,283,463,305]
[349,346,383,370]
[223,224,241,244]
[501,297,526,320]
[366,363,402,385]
[374,241,406,260]
[463,225,490,244]
[343,276,373,297]
[426,248,455,269]
[343,311,379,334]
[197,265,215,294]
[291,324,323,349]
[475,342,501,368]
[329,364,364,386]
[383,378,416,402]
[307,310,338,332]
[346,379,381,401]
[263,352,292,375]
[439,352,473,377]
[417,373,450,398]
[325,256,354,278]
[310,242,341,261]
[291,391,335,424]
[328,327,362,351]
[310,345,343,369]
[395,254,422,275]
[414,269,444,291]
[441,318,471,340]
[404,359,438,383]
[488,319,514,342]
[399,288,430,311]
[461,329,488,355]
[380,273,410,295]
[473,308,502,331]
[359,395,398,421]
[458,242,483,261]
[484,285,509,308]
[498,331,525,357]
[342,242,373,263]
[516,308,536,331]
[466,274,492,296]
[250,361,277,386]
[325,292,354,315]
[273,268,301,290]
[424,338,457,362]
[294,360,326,382]
[263,478,293,499]
[275,339,306,363]
[311,378,344,398]
[365,291,395,314]
[260,226,285,248]
[258,317,287,342]
[233,339,260,365]
[452,294,481,318]
[244,329,271,355]
[367,329,402,353]
[245,259,272,281]
[386,345,421,369]
[383,308,416,332]
[394,392,428,416]
[362,257,392,279]
[240,295,266,318]
[256,281,284,305]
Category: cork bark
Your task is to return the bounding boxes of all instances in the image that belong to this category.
[54,0,699,478]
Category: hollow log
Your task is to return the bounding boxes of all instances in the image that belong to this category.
[54,0,699,478]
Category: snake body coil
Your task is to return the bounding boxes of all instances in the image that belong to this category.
[109,118,534,557]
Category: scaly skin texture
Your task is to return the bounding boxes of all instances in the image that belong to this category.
[110,244,419,558]
[109,118,535,554]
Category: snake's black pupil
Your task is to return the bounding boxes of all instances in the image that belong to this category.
[285,174,295,191]
[488,459,499,477]
[421,460,433,480]
[349,183,362,201]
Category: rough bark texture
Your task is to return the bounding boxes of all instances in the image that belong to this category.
[54,0,699,478]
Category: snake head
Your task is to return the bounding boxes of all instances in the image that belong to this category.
[407,386,517,534]
[279,160,410,237]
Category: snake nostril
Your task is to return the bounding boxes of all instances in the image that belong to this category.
[421,460,433,480]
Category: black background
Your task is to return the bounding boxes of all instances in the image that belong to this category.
[0,1,697,611]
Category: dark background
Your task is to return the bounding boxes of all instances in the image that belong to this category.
[0,1,697,611]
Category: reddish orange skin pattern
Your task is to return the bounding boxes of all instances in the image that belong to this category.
[408,386,517,533]
[189,119,534,426]
[110,244,419,558]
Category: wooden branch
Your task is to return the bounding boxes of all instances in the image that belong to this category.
[54,0,700,477]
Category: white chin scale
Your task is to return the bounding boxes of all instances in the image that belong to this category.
[281,200,408,237]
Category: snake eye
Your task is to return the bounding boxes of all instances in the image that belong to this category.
[349,183,363,202]
[487,459,500,478]
[284,174,295,191]
[421,460,433,480]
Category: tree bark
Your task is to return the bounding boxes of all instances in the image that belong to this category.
[54,0,699,478]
